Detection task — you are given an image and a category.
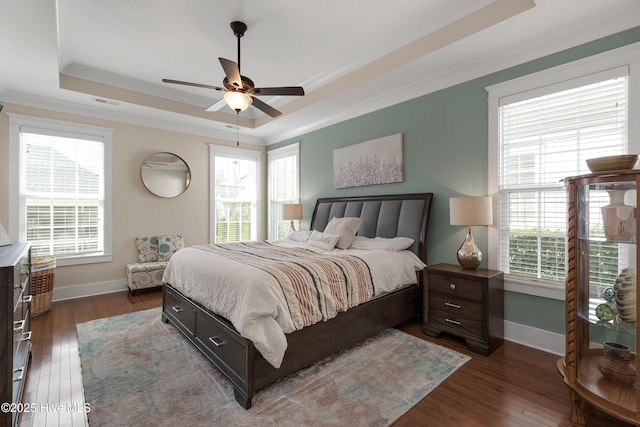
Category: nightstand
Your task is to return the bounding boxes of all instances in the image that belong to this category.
[422,263,504,355]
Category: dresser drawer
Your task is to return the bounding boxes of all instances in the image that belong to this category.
[428,273,483,302]
[11,293,31,362]
[13,329,30,384]
[195,311,247,379]
[164,286,196,335]
[428,293,483,337]
[13,259,29,312]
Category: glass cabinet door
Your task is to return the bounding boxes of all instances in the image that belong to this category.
[575,178,637,415]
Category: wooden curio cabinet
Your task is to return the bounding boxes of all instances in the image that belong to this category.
[559,170,640,425]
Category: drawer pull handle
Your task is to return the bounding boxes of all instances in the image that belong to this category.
[22,295,33,304]
[172,305,183,313]
[13,320,25,333]
[209,336,225,347]
[449,283,456,290]
[13,366,25,382]
[20,331,32,342]
[445,318,461,325]
[445,302,461,309]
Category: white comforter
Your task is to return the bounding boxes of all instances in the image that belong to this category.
[162,240,426,368]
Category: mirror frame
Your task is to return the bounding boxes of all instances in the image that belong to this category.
[141,152,191,198]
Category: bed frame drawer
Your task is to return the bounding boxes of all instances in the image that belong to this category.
[195,311,253,400]
[163,285,196,337]
[195,312,249,381]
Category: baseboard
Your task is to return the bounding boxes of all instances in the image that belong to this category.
[504,320,565,356]
[52,279,129,301]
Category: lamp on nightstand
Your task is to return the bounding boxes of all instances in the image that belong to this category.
[450,196,493,270]
[282,203,303,233]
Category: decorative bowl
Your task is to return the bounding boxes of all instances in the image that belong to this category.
[586,155,638,173]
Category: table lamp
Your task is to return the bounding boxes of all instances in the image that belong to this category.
[449,196,493,269]
[282,203,303,233]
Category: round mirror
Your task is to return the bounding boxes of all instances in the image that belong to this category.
[141,152,191,198]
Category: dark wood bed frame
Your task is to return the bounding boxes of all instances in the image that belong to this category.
[161,193,433,409]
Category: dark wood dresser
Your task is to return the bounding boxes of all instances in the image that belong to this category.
[0,243,32,427]
[423,263,504,355]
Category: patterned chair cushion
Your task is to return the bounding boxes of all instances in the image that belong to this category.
[135,236,160,262]
[126,261,168,290]
[155,234,185,262]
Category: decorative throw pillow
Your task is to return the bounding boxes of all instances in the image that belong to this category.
[155,234,185,262]
[323,217,361,249]
[285,230,312,242]
[136,236,159,262]
[306,230,340,251]
[349,236,414,251]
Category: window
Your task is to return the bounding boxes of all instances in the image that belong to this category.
[268,143,299,240]
[9,114,112,265]
[488,43,640,296]
[209,145,261,243]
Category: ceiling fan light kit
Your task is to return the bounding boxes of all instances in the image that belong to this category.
[224,91,252,112]
[162,21,304,119]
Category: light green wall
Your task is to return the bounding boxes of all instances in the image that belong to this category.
[269,27,640,335]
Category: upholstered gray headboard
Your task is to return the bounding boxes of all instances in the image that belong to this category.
[310,193,433,263]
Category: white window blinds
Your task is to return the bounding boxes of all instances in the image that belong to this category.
[209,145,261,243]
[268,143,299,240]
[19,127,106,258]
[497,66,629,282]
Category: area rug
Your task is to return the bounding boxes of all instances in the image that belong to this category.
[77,308,470,427]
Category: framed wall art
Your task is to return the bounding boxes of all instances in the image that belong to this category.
[333,133,403,189]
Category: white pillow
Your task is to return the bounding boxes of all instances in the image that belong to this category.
[306,230,340,251]
[349,236,414,252]
[323,217,361,249]
[285,230,312,242]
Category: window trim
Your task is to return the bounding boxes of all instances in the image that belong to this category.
[8,113,113,266]
[267,142,300,240]
[209,144,262,243]
[487,41,640,300]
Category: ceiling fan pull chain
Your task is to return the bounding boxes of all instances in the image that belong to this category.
[236,112,240,146]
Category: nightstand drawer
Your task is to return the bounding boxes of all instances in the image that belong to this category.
[428,273,483,302]
[423,263,504,355]
[429,294,483,337]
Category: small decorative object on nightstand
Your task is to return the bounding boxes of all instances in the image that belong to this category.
[423,263,504,355]
[282,203,303,233]
[449,196,493,270]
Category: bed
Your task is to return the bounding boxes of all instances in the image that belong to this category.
[161,192,433,409]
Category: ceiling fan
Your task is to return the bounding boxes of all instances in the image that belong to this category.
[162,21,304,118]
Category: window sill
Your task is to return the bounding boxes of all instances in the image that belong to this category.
[504,275,565,301]
[54,253,113,267]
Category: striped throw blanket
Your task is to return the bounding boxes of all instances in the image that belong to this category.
[193,242,375,330]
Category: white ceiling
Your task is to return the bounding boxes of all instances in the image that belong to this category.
[1,0,639,145]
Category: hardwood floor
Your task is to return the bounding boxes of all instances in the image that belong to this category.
[16,290,631,427]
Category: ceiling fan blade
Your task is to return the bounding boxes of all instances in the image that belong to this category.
[205,98,227,112]
[162,79,225,91]
[250,96,282,118]
[251,86,305,96]
[219,58,242,88]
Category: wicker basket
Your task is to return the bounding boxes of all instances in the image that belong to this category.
[31,255,56,316]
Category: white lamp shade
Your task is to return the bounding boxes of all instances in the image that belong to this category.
[282,203,303,220]
[224,92,253,112]
[450,196,493,226]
